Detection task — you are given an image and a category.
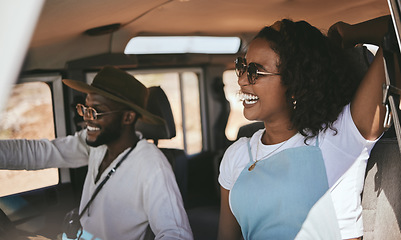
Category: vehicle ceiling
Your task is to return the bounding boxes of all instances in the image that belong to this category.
[25,0,390,70]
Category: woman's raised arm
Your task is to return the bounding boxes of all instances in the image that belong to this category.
[329,16,391,140]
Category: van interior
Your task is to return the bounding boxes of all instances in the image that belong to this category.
[0,0,400,239]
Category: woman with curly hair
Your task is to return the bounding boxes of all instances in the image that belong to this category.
[218,15,390,240]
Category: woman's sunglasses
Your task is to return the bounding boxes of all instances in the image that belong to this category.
[76,103,121,120]
[235,57,280,84]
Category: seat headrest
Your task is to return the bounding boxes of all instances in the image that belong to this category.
[236,121,264,139]
[136,86,176,141]
[345,45,374,82]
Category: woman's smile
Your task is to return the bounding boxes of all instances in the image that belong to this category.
[239,91,259,105]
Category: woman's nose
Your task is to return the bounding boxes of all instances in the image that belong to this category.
[238,73,249,86]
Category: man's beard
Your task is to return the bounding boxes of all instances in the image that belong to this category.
[86,116,123,147]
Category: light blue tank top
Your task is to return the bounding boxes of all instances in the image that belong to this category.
[230,138,332,239]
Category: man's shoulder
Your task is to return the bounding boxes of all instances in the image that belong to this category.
[135,139,169,164]
[136,139,164,153]
[132,140,175,179]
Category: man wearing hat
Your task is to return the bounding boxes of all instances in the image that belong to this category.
[0,66,193,240]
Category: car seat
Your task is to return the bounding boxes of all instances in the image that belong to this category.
[136,86,188,205]
[362,138,401,239]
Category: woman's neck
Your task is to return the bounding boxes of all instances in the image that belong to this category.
[262,124,297,145]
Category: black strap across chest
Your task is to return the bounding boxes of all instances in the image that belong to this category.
[79,143,137,219]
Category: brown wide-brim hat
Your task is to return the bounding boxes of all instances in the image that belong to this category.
[62,66,165,125]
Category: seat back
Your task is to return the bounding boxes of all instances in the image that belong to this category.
[136,86,189,239]
[236,121,264,139]
[136,86,176,144]
[362,138,401,239]
[136,86,188,205]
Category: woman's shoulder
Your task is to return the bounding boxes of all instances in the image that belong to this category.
[221,129,264,170]
[321,104,362,142]
[219,132,262,190]
[226,136,249,152]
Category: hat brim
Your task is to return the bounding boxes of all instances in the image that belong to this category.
[63,79,165,125]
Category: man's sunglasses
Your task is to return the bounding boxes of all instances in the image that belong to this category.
[235,57,280,85]
[76,103,121,121]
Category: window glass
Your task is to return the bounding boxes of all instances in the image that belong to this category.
[0,82,58,197]
[223,70,253,141]
[125,36,241,54]
[133,72,202,155]
[133,73,184,150]
[180,72,202,154]
[364,44,379,55]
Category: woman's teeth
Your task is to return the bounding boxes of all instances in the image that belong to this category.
[87,126,100,131]
[238,92,259,104]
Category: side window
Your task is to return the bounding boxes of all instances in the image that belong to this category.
[0,82,58,197]
[222,70,252,141]
[134,71,202,155]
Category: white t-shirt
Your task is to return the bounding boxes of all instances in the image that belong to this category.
[219,104,378,239]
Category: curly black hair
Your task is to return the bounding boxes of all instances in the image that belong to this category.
[255,19,362,140]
